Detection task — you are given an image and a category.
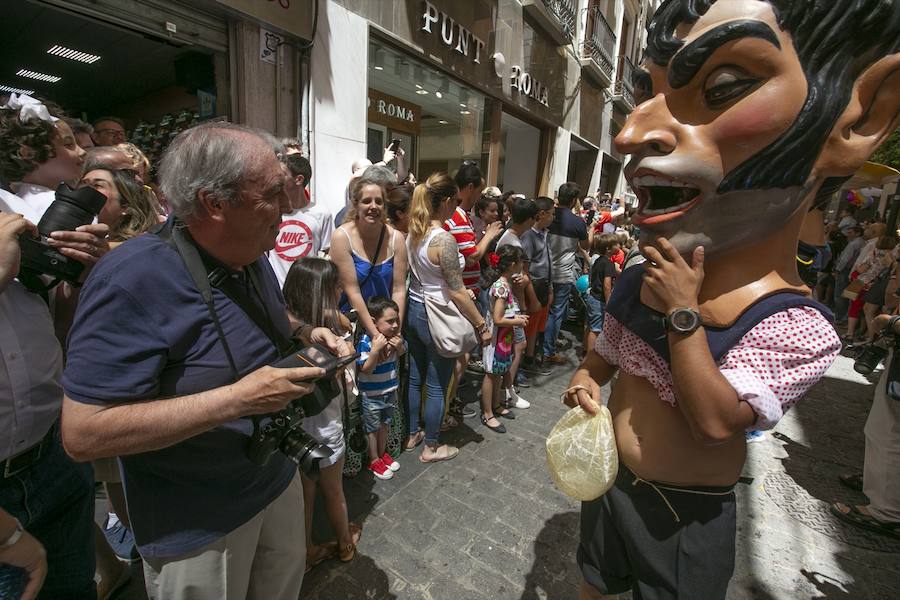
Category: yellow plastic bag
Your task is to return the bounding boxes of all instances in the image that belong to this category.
[546,405,618,501]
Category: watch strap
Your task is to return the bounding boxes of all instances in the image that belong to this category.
[0,518,23,549]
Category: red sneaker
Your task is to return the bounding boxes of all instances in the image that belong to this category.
[381,452,400,472]
[368,458,393,480]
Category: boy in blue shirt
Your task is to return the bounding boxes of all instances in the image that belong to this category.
[357,296,406,480]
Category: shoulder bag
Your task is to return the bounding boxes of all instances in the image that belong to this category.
[408,233,479,358]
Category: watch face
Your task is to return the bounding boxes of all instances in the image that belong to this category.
[671,309,699,331]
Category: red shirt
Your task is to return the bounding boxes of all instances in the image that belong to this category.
[443,206,481,290]
[610,248,625,270]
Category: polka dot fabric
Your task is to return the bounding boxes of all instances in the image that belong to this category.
[594,307,841,430]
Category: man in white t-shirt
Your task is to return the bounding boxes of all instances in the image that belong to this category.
[268,152,334,286]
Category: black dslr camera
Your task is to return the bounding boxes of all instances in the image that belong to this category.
[19,184,107,284]
[246,344,359,478]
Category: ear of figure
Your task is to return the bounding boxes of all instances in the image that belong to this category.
[814,54,900,178]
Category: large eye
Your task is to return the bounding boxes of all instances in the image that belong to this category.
[703,67,759,109]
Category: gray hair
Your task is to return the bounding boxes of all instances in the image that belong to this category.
[158,122,270,222]
[357,164,397,188]
[63,117,93,135]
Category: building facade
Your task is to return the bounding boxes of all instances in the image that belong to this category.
[308,0,658,215]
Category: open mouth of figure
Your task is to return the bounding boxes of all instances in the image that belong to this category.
[633,175,702,222]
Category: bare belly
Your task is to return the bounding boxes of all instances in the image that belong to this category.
[609,372,747,487]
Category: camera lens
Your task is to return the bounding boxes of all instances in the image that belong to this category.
[36,184,107,237]
[279,429,334,477]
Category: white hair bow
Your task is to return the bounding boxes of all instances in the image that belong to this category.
[1,93,58,124]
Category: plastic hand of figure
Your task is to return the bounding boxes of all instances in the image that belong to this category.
[387,335,406,356]
[382,148,397,164]
[47,222,110,280]
[0,212,37,293]
[484,221,503,240]
[561,374,603,417]
[230,364,325,416]
[642,237,705,314]
[0,528,47,600]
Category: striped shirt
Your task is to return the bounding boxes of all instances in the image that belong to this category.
[356,334,403,396]
[444,206,481,290]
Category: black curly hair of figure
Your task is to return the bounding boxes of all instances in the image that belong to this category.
[644,0,900,206]
[0,99,65,183]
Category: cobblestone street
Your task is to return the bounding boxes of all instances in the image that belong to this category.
[301,331,900,600]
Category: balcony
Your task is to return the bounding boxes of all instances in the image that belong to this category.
[579,6,616,87]
[613,55,635,111]
[521,0,578,46]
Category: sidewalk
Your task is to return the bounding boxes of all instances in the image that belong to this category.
[302,337,900,599]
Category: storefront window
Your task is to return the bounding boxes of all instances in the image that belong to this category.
[496,111,542,197]
[367,39,491,181]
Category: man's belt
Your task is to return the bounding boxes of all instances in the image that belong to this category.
[3,424,56,479]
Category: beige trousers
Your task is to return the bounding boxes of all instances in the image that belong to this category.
[143,473,305,600]
[864,358,900,523]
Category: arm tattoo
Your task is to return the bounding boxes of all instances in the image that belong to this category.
[431,231,465,291]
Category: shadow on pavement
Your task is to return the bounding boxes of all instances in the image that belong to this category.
[519,511,582,600]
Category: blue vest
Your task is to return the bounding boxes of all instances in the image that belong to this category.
[604,263,833,364]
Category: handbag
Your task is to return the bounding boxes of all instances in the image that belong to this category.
[842,279,865,300]
[532,278,551,306]
[408,233,479,358]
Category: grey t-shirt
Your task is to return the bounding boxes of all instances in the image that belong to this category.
[521,227,551,280]
[496,228,523,250]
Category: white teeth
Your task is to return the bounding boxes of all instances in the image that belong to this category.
[632,175,691,188]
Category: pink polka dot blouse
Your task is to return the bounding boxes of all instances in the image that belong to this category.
[594,307,841,430]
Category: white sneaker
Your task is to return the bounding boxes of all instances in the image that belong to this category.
[505,388,530,409]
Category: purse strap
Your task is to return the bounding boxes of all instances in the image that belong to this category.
[357,225,387,291]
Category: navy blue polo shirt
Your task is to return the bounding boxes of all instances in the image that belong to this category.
[63,229,296,559]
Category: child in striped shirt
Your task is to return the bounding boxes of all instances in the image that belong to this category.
[357,296,406,480]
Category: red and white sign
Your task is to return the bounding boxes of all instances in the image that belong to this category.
[274,219,314,261]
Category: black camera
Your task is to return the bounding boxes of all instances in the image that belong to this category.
[18,184,107,284]
[854,343,888,376]
[246,344,359,477]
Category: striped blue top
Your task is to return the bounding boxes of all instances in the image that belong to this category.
[356,334,403,396]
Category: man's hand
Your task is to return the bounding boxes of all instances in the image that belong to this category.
[642,238,704,314]
[310,327,353,358]
[479,326,492,347]
[514,315,529,328]
[562,363,603,416]
[230,365,325,416]
[511,272,530,289]
[0,212,37,293]
[382,147,397,164]
[0,528,47,600]
[48,223,110,280]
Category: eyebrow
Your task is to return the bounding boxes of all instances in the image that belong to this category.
[668,19,781,89]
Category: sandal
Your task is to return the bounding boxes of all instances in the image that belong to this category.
[305,541,338,573]
[481,414,506,434]
[839,473,864,492]
[830,502,900,539]
[405,430,425,452]
[419,443,460,463]
[440,415,460,431]
[339,522,363,562]
[494,406,516,420]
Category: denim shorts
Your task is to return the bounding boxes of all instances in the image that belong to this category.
[583,293,606,333]
[514,326,526,344]
[362,390,397,433]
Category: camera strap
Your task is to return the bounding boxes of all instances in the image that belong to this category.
[159,220,293,382]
